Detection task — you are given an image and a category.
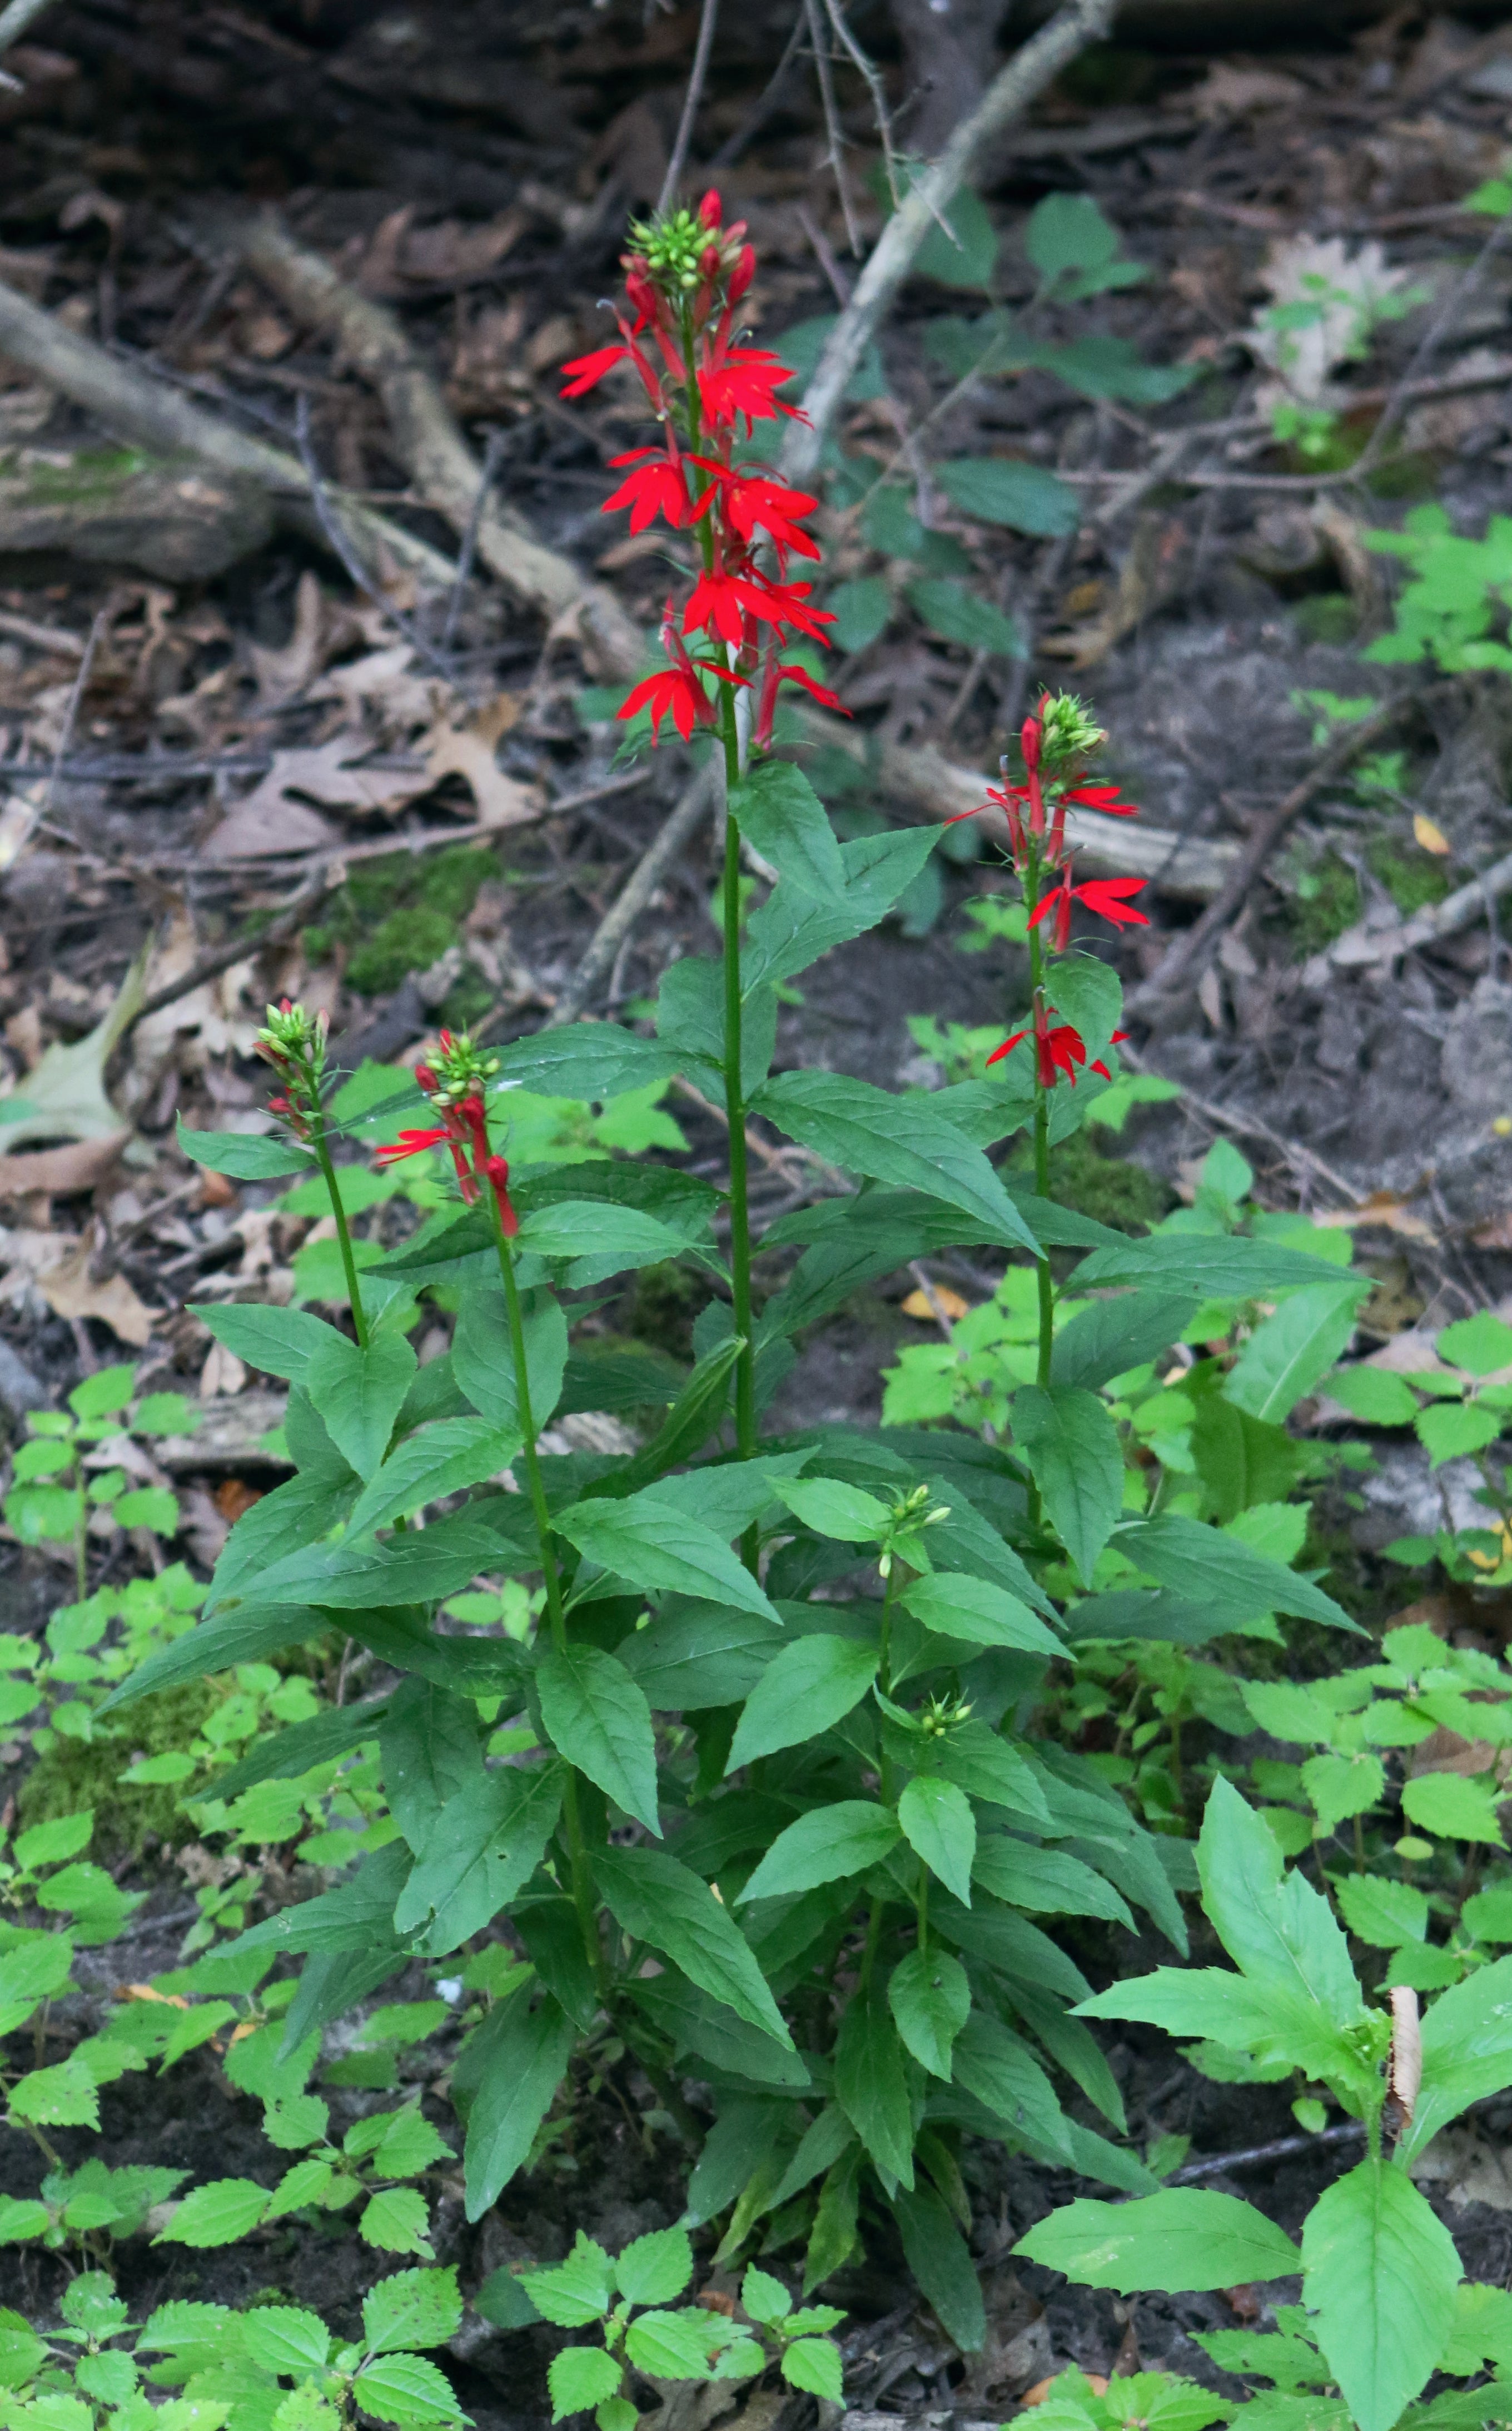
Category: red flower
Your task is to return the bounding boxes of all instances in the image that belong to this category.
[619,665,716,742]
[988,1014,1128,1090]
[603,449,697,533]
[483,1154,519,1237]
[683,568,832,648]
[1065,782,1140,818]
[376,1123,476,1200]
[1029,871,1148,950]
[751,653,849,750]
[560,341,635,398]
[693,463,820,562]
[697,344,799,432]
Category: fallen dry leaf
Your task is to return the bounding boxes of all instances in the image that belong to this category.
[1410,2126,1512,2210]
[248,568,327,703]
[37,1227,155,1347]
[0,945,147,1150]
[426,696,542,830]
[901,1284,970,1322]
[1414,813,1452,856]
[0,1130,130,1200]
[1312,1189,1436,1242]
[214,1477,263,1524]
[207,733,434,859]
[200,1341,247,1398]
[1473,1211,1512,1250]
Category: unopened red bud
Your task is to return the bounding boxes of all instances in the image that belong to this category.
[414,1063,437,1093]
[728,244,756,303]
[699,190,722,228]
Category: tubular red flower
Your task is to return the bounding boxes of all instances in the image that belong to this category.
[483,1154,519,1237]
[603,449,697,532]
[691,463,822,563]
[1074,876,1148,929]
[987,1014,1125,1090]
[560,340,635,398]
[375,1125,454,1166]
[697,344,800,432]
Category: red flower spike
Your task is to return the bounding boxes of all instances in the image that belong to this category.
[1074,876,1148,930]
[560,340,634,398]
[603,450,695,533]
[483,1154,519,1237]
[376,1125,454,1167]
[697,344,800,433]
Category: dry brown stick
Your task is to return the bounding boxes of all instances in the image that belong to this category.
[657,0,721,215]
[549,763,718,1028]
[1126,696,1414,1009]
[228,210,643,673]
[0,274,456,591]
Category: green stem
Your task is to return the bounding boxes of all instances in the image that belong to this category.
[1024,860,1055,1395]
[488,1197,600,1987]
[311,1119,369,1348]
[719,688,759,1564]
[916,1864,928,1960]
[72,1449,86,1604]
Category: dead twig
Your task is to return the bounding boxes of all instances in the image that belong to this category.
[778,0,1117,487]
[1310,841,1512,979]
[803,0,862,257]
[656,0,721,216]
[708,4,805,168]
[0,0,56,60]
[820,0,899,207]
[549,764,718,1028]
[1170,2124,1365,2184]
[294,395,454,682]
[441,426,508,657]
[1127,697,1415,1009]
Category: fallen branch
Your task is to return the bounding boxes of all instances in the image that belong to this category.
[778,0,1117,487]
[0,275,457,591]
[1126,696,1414,1007]
[227,210,644,673]
[0,0,56,58]
[1307,843,1512,983]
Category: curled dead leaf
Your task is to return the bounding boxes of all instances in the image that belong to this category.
[36,1226,156,1347]
[0,1129,130,1200]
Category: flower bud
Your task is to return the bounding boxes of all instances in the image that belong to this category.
[699,190,722,228]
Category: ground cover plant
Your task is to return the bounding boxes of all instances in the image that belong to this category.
[12,25,1512,2431]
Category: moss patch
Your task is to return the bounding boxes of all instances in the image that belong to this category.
[1289,854,1362,955]
[630,1261,713,1360]
[1038,1132,1171,1234]
[305,846,502,998]
[1366,839,1450,920]
[18,1683,217,1859]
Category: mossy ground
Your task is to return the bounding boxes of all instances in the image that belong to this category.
[18,1683,216,1859]
[1038,1132,1171,1234]
[304,845,501,999]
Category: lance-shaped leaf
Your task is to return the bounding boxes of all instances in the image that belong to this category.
[751,1069,1038,1253]
[594,1845,792,2048]
[898,1776,976,1905]
[302,1331,417,1480]
[727,1633,879,1770]
[1302,2159,1461,2431]
[536,1643,660,1835]
[460,1988,576,2220]
[1011,1384,1123,1587]
[1016,2189,1300,2292]
[834,1981,914,2186]
[394,1762,564,1951]
[888,1947,971,2079]
[554,1490,780,1623]
[737,1802,902,1904]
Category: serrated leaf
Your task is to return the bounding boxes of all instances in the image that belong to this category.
[538,1641,660,1835]
[624,2311,718,2379]
[523,2231,618,2326]
[354,2353,467,2427]
[554,1489,780,1624]
[888,1947,970,2078]
[782,2339,844,2400]
[155,2179,270,2247]
[1402,1771,1506,1845]
[361,2187,434,2256]
[363,2270,464,2355]
[547,2349,622,2422]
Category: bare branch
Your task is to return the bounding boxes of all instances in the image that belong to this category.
[657,0,722,216]
[804,0,862,257]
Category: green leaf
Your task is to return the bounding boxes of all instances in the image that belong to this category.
[472,2266,541,2330]
[515,1199,688,1284]
[619,1599,780,1711]
[361,2188,434,2256]
[913,178,999,287]
[898,1775,976,1904]
[241,2308,330,2374]
[951,2013,1071,2161]
[625,2312,718,2379]
[363,2270,464,2354]
[554,1490,780,1624]
[727,1633,879,1769]
[1402,1771,1506,1844]
[1045,953,1123,1065]
[536,1643,659,1835]
[1224,1283,1366,1424]
[461,1990,576,2220]
[394,1764,564,1952]
[0,2198,48,2243]
[156,2179,270,2247]
[769,1475,889,1542]
[738,1802,902,1903]
[349,1417,520,1535]
[899,1572,1062,1658]
[594,1844,793,2048]
[548,2349,622,2421]
[1025,192,1144,296]
[834,1981,914,2185]
[1017,2188,1300,2291]
[220,1842,412,1961]
[888,1947,970,2078]
[782,2339,844,2400]
[933,1724,1051,1822]
[1119,1512,1360,1635]
[1073,1234,1351,1296]
[354,2352,467,2427]
[750,1069,1039,1253]
[303,1330,417,1480]
[730,760,845,899]
[615,2225,694,2306]
[828,576,892,653]
[891,2182,986,2353]
[1438,1313,1512,1376]
[742,824,943,995]
[907,578,1024,657]
[523,2230,617,2326]
[1051,1289,1197,1390]
[1198,1779,1364,2026]
[8,2057,98,2129]
[176,1117,310,1179]
[1325,1366,1420,1425]
[491,1023,681,1101]
[972,1838,1133,1928]
[1416,1400,1504,1467]
[1403,1956,1512,2160]
[933,457,1080,537]
[452,1284,566,1435]
[1460,1885,1512,1943]
[1335,1876,1428,1949]
[1303,2158,1461,2431]
[1011,1384,1123,1586]
[1302,1750,1386,1833]
[191,1300,333,1382]
[1033,333,1193,405]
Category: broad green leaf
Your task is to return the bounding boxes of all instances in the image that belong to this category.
[394,1764,564,1952]
[972,1838,1133,1928]
[382,1678,486,1852]
[1303,2159,1461,2431]
[619,1599,780,1710]
[742,825,943,994]
[514,1199,688,1284]
[460,1990,576,2220]
[656,954,774,1098]
[8,2057,98,2129]
[1438,1312,1512,1376]
[1461,1884,1512,1943]
[362,2270,464,2355]
[933,1724,1051,1822]
[1051,1289,1197,1390]
[349,1416,520,1535]
[1011,1384,1123,1586]
[781,2339,844,2400]
[727,1633,879,1770]
[452,1284,566,1435]
[537,1643,660,1835]
[548,2349,622,2420]
[906,578,1024,657]
[730,760,844,899]
[888,1947,970,2078]
[1416,1400,1504,1467]
[554,1490,780,1624]
[1402,1771,1506,1844]
[594,1845,792,2047]
[934,457,1080,537]
[750,1069,1038,1253]
[0,2199,49,2243]
[828,575,892,653]
[951,2013,1071,2160]
[625,2311,718,2379]
[219,1842,412,1961]
[615,2226,694,2307]
[834,1981,914,2185]
[737,1801,902,1903]
[1025,191,1144,295]
[353,2352,466,2426]
[155,2179,270,2248]
[1045,953,1122,1065]
[361,2188,434,2256]
[1224,1283,1366,1425]
[521,2229,616,2326]
[304,1330,417,1480]
[1119,1512,1360,1635]
[241,2309,330,2373]
[898,1775,976,1904]
[1302,1750,1386,1832]
[192,1299,332,1383]
[249,1506,523,1611]
[770,1475,889,1542]
[176,1117,310,1179]
[491,1023,681,1100]
[891,2182,986,2354]
[1399,1953,1512,2161]
[1018,2189,1299,2291]
[1335,1876,1428,1949]
[1072,1234,1351,1297]
[1076,1964,1278,2054]
[1325,1366,1420,1426]
[899,1571,1063,1658]
[1198,1779,1364,2026]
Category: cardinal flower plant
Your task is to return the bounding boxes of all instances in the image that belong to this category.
[131,197,1396,2382]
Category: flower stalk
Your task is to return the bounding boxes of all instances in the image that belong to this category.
[256,1000,370,1347]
